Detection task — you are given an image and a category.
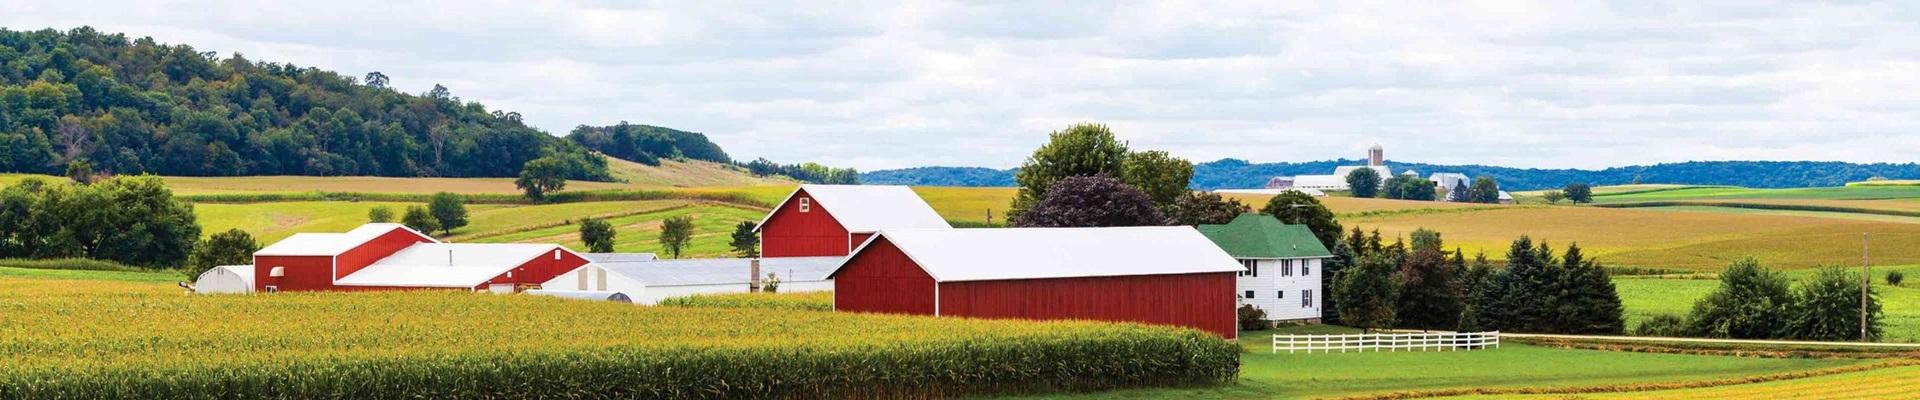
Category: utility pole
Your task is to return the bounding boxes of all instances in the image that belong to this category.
[986,209,994,226]
[1862,233,1870,342]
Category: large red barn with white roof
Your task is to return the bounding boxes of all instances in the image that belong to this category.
[755,184,951,257]
[828,226,1243,338]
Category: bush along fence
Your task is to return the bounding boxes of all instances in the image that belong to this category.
[1272,331,1500,354]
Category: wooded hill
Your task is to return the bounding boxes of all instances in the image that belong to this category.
[565,122,730,166]
[864,159,1920,190]
[0,27,607,180]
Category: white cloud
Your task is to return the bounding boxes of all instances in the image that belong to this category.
[2,0,1917,170]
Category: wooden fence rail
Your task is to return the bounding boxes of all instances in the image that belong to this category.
[1271,331,1500,354]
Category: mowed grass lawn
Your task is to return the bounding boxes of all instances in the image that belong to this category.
[466,205,765,258]
[196,200,694,243]
[1461,364,1920,399]
[1017,325,1866,400]
[1345,206,1920,270]
[1616,265,1920,342]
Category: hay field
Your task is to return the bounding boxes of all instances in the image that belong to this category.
[196,200,690,243]
[908,186,1503,225]
[1462,364,1920,399]
[465,205,766,258]
[1615,265,1920,342]
[1345,206,1920,270]
[1592,185,1920,203]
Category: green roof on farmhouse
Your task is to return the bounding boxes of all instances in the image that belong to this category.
[1196,213,1333,259]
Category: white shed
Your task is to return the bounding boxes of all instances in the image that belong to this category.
[542,257,841,305]
[194,265,255,294]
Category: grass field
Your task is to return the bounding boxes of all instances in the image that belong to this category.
[1017,325,1865,400]
[195,200,695,243]
[907,186,1510,225]
[0,159,784,196]
[1459,364,1920,399]
[1345,205,1920,270]
[464,204,766,258]
[1615,265,1920,342]
[1591,185,1920,203]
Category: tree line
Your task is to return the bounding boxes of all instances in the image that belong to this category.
[0,27,608,180]
[1329,229,1627,334]
[565,122,730,166]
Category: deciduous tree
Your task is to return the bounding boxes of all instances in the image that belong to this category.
[1785,266,1881,341]
[516,157,568,200]
[186,229,259,278]
[1163,191,1251,226]
[1010,174,1163,228]
[1565,183,1594,203]
[1009,123,1130,217]
[1260,192,1342,250]
[402,205,439,235]
[1687,257,1793,339]
[659,215,694,259]
[1345,168,1382,198]
[427,192,468,235]
[579,217,615,253]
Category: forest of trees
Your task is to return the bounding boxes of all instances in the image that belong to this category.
[565,122,729,166]
[0,27,608,180]
[741,158,859,184]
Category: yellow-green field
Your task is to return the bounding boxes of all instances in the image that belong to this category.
[465,205,766,258]
[1456,363,1920,399]
[0,159,787,196]
[196,200,694,243]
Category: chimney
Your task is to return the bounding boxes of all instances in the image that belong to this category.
[749,258,762,292]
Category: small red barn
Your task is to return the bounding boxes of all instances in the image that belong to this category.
[829,227,1244,338]
[250,223,588,292]
[755,184,950,257]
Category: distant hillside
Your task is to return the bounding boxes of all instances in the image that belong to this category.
[865,160,1920,191]
[0,27,605,180]
[566,122,730,166]
[860,166,1014,187]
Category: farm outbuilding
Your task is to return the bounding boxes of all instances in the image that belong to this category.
[829,227,1243,338]
[755,184,950,257]
[543,256,840,304]
[193,265,255,294]
[247,223,589,293]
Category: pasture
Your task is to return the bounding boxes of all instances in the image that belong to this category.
[463,204,766,258]
[1590,185,1920,203]
[1021,325,1867,400]
[1616,265,1920,342]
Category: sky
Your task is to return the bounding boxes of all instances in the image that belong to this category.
[4,1,1918,171]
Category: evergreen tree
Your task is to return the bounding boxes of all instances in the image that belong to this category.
[1554,244,1625,334]
[1476,236,1562,332]
[729,221,760,258]
[1337,254,1399,332]
[1321,242,1356,326]
[1394,246,1463,330]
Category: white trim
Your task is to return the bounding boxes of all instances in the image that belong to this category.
[933,281,941,316]
[751,186,807,233]
[798,197,811,212]
[827,232,947,282]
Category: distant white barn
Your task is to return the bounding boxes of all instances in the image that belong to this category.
[193,265,255,294]
[541,257,841,305]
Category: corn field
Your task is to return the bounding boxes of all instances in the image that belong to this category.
[0,278,1238,399]
[659,291,834,311]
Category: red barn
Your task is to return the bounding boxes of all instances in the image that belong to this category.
[251,223,588,293]
[829,227,1244,338]
[754,185,950,257]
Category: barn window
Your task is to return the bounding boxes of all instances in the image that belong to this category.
[1243,290,1254,299]
[553,250,561,260]
[799,197,811,212]
[264,285,279,293]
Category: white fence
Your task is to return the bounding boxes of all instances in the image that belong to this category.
[1272,331,1500,354]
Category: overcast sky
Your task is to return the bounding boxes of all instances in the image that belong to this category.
[5,1,1918,170]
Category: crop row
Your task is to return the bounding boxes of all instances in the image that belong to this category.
[659,291,834,312]
[0,278,1238,399]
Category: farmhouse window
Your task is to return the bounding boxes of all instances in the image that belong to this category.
[1244,290,1255,299]
[1303,290,1313,307]
[1240,259,1258,277]
[799,197,811,212]
[1277,291,1284,299]
[1303,264,1310,276]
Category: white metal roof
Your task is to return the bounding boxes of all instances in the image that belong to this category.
[254,223,433,256]
[583,253,658,263]
[591,256,842,287]
[198,264,255,283]
[333,243,564,288]
[755,184,950,232]
[835,227,1242,282]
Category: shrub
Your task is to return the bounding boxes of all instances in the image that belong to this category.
[1632,314,1693,337]
[659,291,833,312]
[367,206,394,223]
[1784,266,1881,341]
[1237,304,1272,331]
[1890,271,1905,286]
[1686,257,1792,339]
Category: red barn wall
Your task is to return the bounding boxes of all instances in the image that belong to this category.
[832,238,936,315]
[479,248,590,288]
[940,273,1238,338]
[761,188,853,257]
[936,271,1236,338]
[253,255,334,292]
[849,233,874,249]
[336,228,434,279]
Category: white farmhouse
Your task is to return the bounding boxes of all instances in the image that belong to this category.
[1198,213,1335,322]
[539,256,840,305]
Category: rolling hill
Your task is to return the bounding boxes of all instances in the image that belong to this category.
[863,159,1920,191]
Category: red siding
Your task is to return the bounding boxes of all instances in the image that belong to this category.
[850,233,875,249]
[832,238,936,314]
[336,228,434,279]
[253,255,334,292]
[940,273,1238,339]
[761,188,853,257]
[478,248,590,288]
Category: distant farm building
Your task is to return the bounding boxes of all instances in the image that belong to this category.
[246,223,588,293]
[1198,214,1333,322]
[541,256,840,304]
[829,227,1243,338]
[193,265,255,294]
[1282,145,1404,192]
[756,184,950,257]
